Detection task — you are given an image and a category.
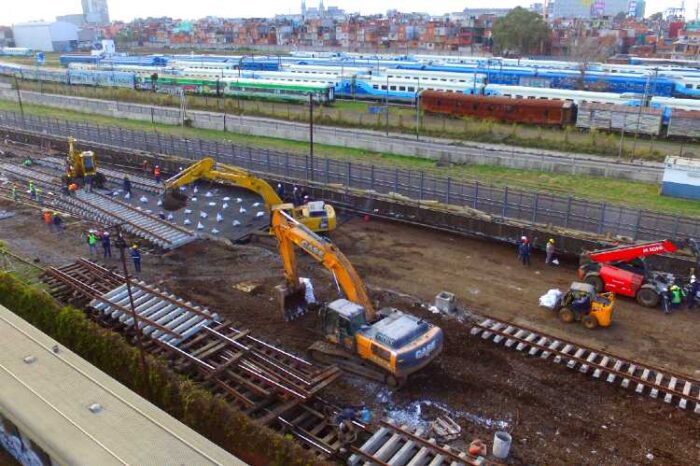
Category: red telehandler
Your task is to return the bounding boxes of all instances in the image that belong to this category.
[578,239,699,308]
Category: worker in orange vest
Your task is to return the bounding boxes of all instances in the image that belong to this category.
[43,210,52,229]
[154,165,161,183]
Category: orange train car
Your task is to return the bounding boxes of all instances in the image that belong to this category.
[419,90,576,126]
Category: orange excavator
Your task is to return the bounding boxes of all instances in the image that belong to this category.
[578,239,699,307]
[271,208,443,387]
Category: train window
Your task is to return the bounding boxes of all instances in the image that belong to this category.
[399,86,406,91]
[441,78,447,81]
[459,79,465,83]
[686,84,693,89]
[381,85,387,90]
[407,86,415,92]
[390,86,396,91]
[373,85,379,89]
[696,85,700,89]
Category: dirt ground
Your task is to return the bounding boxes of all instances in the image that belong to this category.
[1,201,699,465]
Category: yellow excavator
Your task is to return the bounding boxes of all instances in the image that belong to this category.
[161,157,336,233]
[271,208,443,387]
[64,137,104,188]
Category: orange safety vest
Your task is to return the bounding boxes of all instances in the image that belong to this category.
[43,211,51,223]
[154,167,161,176]
[69,183,78,191]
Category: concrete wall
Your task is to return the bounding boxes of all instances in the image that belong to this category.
[0,88,664,183]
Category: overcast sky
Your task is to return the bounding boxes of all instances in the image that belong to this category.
[3,0,682,24]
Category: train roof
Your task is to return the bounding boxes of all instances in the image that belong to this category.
[0,304,242,466]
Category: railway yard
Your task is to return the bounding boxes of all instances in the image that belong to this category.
[0,132,699,466]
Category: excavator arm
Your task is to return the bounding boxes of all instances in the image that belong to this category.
[271,209,375,319]
[162,157,284,210]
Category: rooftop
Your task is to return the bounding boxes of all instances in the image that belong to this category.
[0,304,244,466]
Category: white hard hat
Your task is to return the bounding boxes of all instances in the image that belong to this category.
[691,275,697,283]
[521,236,527,241]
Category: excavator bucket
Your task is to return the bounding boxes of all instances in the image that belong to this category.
[162,189,189,211]
[276,283,308,322]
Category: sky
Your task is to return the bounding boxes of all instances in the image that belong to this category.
[3,0,682,24]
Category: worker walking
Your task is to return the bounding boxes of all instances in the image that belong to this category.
[518,237,531,267]
[154,165,161,183]
[87,230,98,256]
[545,239,555,265]
[28,181,36,200]
[101,231,112,259]
[84,175,93,193]
[131,244,142,273]
[276,183,284,200]
[123,176,132,198]
[335,408,358,454]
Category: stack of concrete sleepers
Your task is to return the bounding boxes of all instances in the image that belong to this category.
[89,281,220,346]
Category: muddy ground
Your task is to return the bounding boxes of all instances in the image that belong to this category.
[1,200,699,466]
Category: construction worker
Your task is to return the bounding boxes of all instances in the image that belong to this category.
[123,176,132,198]
[518,237,531,267]
[101,231,112,259]
[293,185,301,206]
[84,174,93,193]
[669,284,685,313]
[276,183,284,200]
[142,159,149,174]
[154,165,161,183]
[131,244,141,273]
[87,230,98,256]
[68,183,79,195]
[28,181,36,200]
[52,212,63,234]
[43,210,52,230]
[10,183,17,202]
[688,275,699,310]
[23,157,32,167]
[34,187,42,204]
[545,239,555,265]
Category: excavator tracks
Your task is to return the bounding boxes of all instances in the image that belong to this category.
[472,317,700,414]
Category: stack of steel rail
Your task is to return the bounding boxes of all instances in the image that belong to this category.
[0,162,195,250]
[472,317,700,414]
[43,259,340,416]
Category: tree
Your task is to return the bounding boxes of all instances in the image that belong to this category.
[491,7,551,56]
[649,12,663,22]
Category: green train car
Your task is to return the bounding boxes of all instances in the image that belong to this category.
[151,75,334,104]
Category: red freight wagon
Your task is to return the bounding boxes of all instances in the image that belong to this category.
[420,90,575,126]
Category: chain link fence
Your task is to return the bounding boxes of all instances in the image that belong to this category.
[1,110,698,242]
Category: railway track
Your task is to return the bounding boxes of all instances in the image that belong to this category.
[0,162,195,249]
[41,259,481,463]
[471,317,700,415]
[42,259,340,417]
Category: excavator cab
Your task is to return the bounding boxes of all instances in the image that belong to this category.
[321,300,368,351]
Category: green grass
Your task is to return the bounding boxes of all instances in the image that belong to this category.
[1,98,699,217]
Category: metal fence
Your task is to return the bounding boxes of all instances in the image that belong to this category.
[1,110,698,242]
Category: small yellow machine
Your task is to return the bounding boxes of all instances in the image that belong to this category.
[557,282,615,329]
[161,157,336,233]
[65,137,103,187]
[271,208,443,387]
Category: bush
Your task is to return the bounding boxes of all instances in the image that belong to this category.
[0,272,323,466]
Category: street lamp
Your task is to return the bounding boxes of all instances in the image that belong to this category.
[308,92,314,181]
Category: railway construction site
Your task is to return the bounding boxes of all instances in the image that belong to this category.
[0,127,699,466]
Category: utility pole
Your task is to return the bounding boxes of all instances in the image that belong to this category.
[415,85,420,141]
[308,92,314,181]
[13,74,25,126]
[114,225,149,394]
[385,75,389,136]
